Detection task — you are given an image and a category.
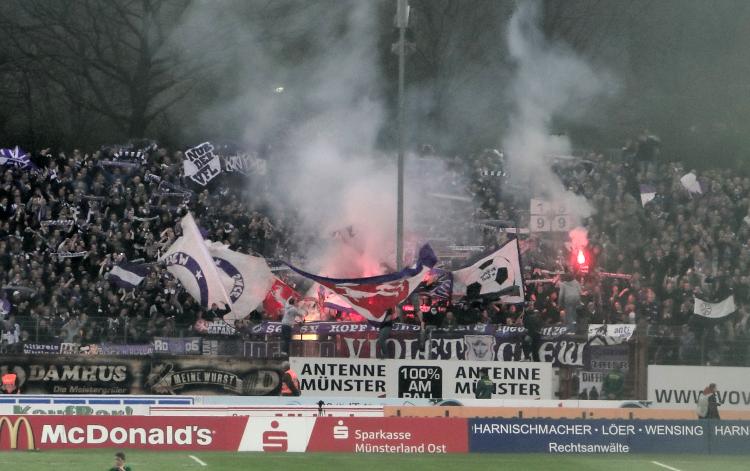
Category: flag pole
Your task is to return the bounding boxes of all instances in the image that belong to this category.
[395,0,409,269]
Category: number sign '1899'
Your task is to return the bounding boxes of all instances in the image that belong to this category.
[530,198,572,232]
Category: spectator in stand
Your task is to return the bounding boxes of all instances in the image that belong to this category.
[377,308,396,359]
[558,273,582,329]
[0,134,749,369]
[280,298,302,356]
[418,305,443,351]
[1,368,20,394]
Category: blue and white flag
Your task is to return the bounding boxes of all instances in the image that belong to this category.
[694,295,736,319]
[640,183,657,206]
[286,245,437,324]
[108,262,148,289]
[207,241,274,322]
[0,147,36,171]
[160,213,232,309]
[0,298,11,317]
[417,268,453,300]
[452,238,525,303]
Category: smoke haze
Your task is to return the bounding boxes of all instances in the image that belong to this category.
[502,0,616,223]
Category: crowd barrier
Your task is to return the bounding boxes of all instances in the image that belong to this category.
[17,321,630,367]
[2,415,749,454]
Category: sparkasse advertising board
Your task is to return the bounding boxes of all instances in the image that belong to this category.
[289,357,552,399]
[648,366,750,410]
[235,417,468,452]
[307,417,468,453]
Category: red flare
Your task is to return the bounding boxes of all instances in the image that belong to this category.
[577,249,586,266]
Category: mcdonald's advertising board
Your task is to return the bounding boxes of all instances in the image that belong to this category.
[0,415,246,451]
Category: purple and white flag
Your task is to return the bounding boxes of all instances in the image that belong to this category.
[640,183,657,206]
[161,213,232,309]
[0,298,11,317]
[207,241,274,322]
[108,262,148,289]
[0,147,36,171]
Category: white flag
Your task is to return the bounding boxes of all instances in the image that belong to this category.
[206,241,274,322]
[453,238,525,303]
[588,324,636,345]
[183,159,199,177]
[693,295,736,319]
[160,213,232,309]
[680,172,703,194]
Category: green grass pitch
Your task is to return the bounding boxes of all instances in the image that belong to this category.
[0,451,748,471]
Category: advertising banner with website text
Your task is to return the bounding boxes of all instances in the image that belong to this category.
[648,365,750,410]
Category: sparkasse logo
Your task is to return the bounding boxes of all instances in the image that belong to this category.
[333,420,349,439]
[40,424,213,446]
[262,420,288,452]
[0,416,36,450]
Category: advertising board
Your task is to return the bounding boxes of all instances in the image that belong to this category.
[306,417,468,453]
[0,404,149,416]
[2,415,747,454]
[236,417,468,453]
[1,355,282,395]
[648,365,750,410]
[289,357,553,399]
[468,418,750,455]
[0,415,247,450]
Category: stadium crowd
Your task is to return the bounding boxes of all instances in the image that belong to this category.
[1,136,749,365]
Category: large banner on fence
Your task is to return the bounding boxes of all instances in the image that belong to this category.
[0,355,282,396]
[252,322,589,366]
[153,337,202,355]
[648,365,750,410]
[289,357,552,399]
[343,326,588,367]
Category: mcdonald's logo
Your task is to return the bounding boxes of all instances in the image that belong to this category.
[0,417,36,450]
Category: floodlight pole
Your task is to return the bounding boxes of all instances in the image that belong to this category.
[395,0,409,269]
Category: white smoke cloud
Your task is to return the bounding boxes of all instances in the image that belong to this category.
[503,0,616,222]
[175,1,478,277]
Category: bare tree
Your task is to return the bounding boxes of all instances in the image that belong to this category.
[0,0,211,139]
